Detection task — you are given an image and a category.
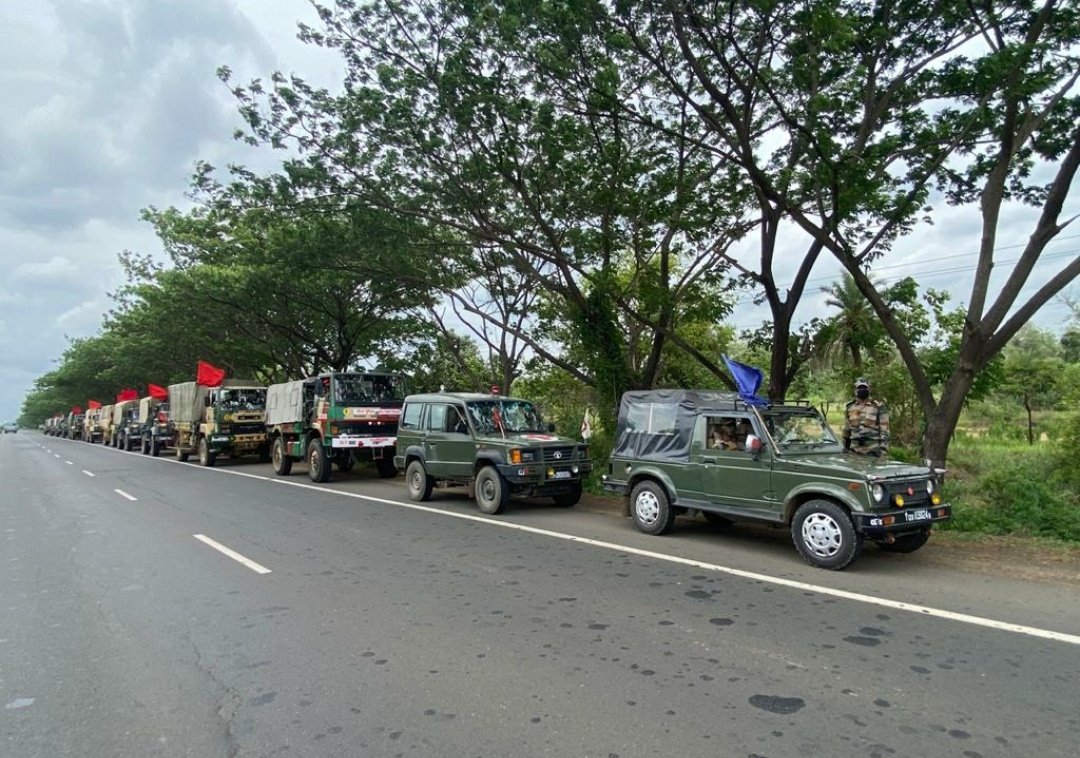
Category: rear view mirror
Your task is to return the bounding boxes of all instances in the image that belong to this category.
[745,434,762,454]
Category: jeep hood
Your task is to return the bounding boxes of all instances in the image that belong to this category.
[475,432,577,446]
[778,451,929,479]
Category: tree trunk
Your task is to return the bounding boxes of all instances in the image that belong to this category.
[920,367,977,470]
[767,316,791,402]
[1024,395,1034,445]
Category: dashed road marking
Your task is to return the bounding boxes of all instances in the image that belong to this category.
[82,471,95,477]
[193,534,271,575]
[114,489,138,501]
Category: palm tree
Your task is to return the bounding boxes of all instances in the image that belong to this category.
[819,274,884,372]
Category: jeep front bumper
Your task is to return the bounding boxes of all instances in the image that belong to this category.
[854,504,952,535]
[497,461,590,487]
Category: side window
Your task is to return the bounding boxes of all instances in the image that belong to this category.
[449,405,469,434]
[400,402,423,430]
[426,404,448,432]
[625,403,678,435]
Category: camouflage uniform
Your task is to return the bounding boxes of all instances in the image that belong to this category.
[843,398,890,456]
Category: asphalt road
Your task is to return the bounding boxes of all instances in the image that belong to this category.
[3,431,1079,758]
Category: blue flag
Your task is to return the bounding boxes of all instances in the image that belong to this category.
[723,355,768,406]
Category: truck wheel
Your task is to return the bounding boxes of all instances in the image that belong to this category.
[272,437,292,476]
[308,439,331,483]
[878,528,931,554]
[552,482,582,508]
[630,480,676,535]
[405,460,433,501]
[375,456,397,479]
[140,435,149,455]
[475,465,508,515]
[791,499,863,570]
[198,437,217,468]
[177,444,189,463]
[151,438,161,457]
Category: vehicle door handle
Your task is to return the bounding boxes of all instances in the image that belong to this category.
[702,456,717,464]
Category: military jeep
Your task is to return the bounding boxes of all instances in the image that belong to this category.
[602,390,951,570]
[395,391,592,514]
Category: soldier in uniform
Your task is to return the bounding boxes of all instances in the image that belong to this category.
[843,377,890,457]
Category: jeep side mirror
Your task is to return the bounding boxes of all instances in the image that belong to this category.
[547,422,556,433]
[204,395,211,407]
[745,434,762,454]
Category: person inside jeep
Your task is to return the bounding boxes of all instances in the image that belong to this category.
[709,420,739,450]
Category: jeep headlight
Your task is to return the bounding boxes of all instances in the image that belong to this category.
[926,479,935,495]
[871,484,884,503]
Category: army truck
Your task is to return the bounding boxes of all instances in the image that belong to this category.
[266,371,407,483]
[83,407,104,443]
[169,379,269,466]
[136,396,174,456]
[395,391,591,514]
[602,390,951,570]
[110,400,139,448]
[98,404,115,445]
[65,411,85,440]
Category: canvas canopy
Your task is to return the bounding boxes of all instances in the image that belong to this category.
[168,382,209,424]
[611,390,747,462]
[138,396,161,424]
[266,380,307,426]
[112,399,138,425]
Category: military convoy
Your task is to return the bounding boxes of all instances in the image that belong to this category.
[31,369,952,571]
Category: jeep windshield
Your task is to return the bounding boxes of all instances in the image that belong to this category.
[333,373,407,404]
[218,388,266,411]
[759,407,842,451]
[466,399,546,434]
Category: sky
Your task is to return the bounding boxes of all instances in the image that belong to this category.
[0,0,1077,423]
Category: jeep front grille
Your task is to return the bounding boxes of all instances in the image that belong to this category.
[543,447,576,462]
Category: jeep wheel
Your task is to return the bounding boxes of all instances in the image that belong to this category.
[406,460,433,502]
[878,528,931,554]
[475,466,508,515]
[791,499,863,570]
[272,437,292,476]
[702,511,734,528]
[552,482,582,508]
[198,437,217,468]
[630,480,676,535]
[308,439,331,483]
[375,455,397,479]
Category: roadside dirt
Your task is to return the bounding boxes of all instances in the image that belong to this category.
[578,492,1080,587]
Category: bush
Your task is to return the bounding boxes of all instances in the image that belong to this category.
[942,442,1080,541]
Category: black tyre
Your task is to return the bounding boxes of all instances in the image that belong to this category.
[308,438,331,483]
[141,435,149,455]
[151,438,161,457]
[198,437,217,468]
[702,510,734,528]
[475,465,508,515]
[406,459,433,502]
[878,528,931,554]
[791,499,863,570]
[272,437,293,476]
[375,455,397,479]
[177,444,189,463]
[630,480,676,535]
[125,434,135,451]
[552,482,582,508]
[336,456,356,473]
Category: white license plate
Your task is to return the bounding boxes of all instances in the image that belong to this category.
[553,471,571,480]
[904,509,931,522]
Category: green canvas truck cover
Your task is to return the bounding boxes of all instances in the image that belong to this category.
[168,382,209,424]
[266,380,306,426]
[612,389,744,462]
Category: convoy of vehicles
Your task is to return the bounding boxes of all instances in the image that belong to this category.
[266,371,406,482]
[27,377,951,570]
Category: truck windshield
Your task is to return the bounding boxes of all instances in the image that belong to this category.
[333,374,407,404]
[218,388,266,411]
[466,400,545,434]
[759,408,841,450]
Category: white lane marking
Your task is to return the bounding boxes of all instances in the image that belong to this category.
[82,470,95,477]
[114,489,138,501]
[65,461,73,465]
[53,454,60,458]
[193,534,272,575]
[101,442,1080,646]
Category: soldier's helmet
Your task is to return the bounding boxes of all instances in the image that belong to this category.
[854,377,870,388]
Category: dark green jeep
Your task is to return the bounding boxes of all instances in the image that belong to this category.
[602,390,951,570]
[394,391,592,514]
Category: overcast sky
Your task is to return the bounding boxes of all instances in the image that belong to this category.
[0,1,1076,423]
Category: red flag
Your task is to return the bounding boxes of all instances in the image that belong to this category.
[116,389,138,403]
[196,360,226,387]
[148,383,168,401]
[87,400,101,409]
[71,406,83,414]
